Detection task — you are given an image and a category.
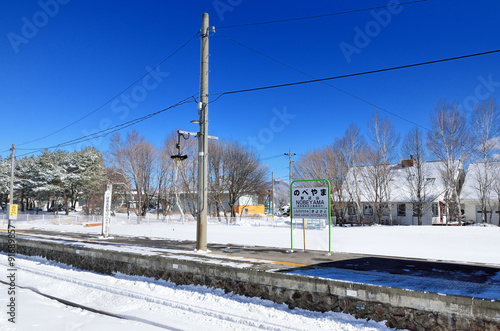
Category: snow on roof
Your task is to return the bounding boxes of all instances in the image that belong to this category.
[343,160,458,203]
[460,161,500,201]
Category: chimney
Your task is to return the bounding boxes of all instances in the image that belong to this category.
[402,156,416,168]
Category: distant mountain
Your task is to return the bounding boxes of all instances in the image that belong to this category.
[267,177,290,207]
[267,177,288,190]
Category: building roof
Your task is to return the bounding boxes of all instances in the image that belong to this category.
[343,160,460,203]
[460,161,500,201]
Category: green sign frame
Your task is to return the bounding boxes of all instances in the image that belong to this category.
[289,179,332,255]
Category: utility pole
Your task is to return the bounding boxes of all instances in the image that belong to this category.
[9,144,14,207]
[284,148,296,186]
[8,144,15,227]
[271,172,274,220]
[196,13,209,251]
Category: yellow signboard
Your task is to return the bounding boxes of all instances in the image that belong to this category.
[9,204,18,218]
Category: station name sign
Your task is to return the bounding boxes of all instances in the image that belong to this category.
[291,187,329,219]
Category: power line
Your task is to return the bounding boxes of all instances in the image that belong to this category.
[22,95,195,151]
[210,48,500,111]
[216,0,428,29]
[261,154,284,161]
[16,94,197,157]
[22,46,493,157]
[17,31,200,148]
[216,32,432,132]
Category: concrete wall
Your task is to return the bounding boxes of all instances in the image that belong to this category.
[2,237,499,330]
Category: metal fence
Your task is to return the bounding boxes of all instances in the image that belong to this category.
[0,212,328,230]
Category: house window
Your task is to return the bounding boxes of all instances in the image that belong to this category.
[363,204,373,215]
[413,203,419,217]
[397,203,406,217]
[432,203,439,217]
[381,203,390,216]
[347,203,356,216]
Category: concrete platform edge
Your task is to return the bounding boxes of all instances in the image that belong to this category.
[2,236,499,330]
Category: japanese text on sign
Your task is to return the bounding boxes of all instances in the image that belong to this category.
[291,187,328,219]
[9,204,18,220]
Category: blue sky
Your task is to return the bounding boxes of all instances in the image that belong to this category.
[1,0,499,180]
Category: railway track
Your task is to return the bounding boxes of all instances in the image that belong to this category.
[0,255,316,331]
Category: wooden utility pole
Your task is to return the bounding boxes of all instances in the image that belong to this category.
[271,172,275,221]
[9,144,14,207]
[284,148,296,186]
[197,13,209,251]
[8,144,15,227]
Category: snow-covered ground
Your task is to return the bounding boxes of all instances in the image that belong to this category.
[6,213,500,265]
[2,213,500,330]
[0,254,390,330]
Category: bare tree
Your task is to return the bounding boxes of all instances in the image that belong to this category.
[427,100,470,224]
[293,140,346,222]
[107,130,156,222]
[106,167,129,213]
[325,141,348,223]
[361,146,386,224]
[208,139,229,219]
[471,97,499,223]
[401,127,430,225]
[367,112,400,224]
[156,138,175,219]
[176,134,198,216]
[492,161,500,223]
[220,140,268,218]
[161,130,197,219]
[340,124,367,225]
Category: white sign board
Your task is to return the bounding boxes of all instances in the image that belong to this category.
[101,184,112,238]
[291,187,329,219]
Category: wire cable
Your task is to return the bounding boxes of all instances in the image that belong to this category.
[216,32,433,131]
[17,31,200,148]
[210,48,500,107]
[261,154,285,161]
[16,94,197,157]
[216,0,428,29]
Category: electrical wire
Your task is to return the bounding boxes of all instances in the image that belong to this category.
[12,47,500,157]
[16,31,200,148]
[216,0,428,29]
[16,94,197,157]
[216,32,433,132]
[210,48,500,108]
[261,154,285,161]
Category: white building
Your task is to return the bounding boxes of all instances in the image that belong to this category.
[460,161,500,225]
[343,159,464,225]
[172,192,261,215]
